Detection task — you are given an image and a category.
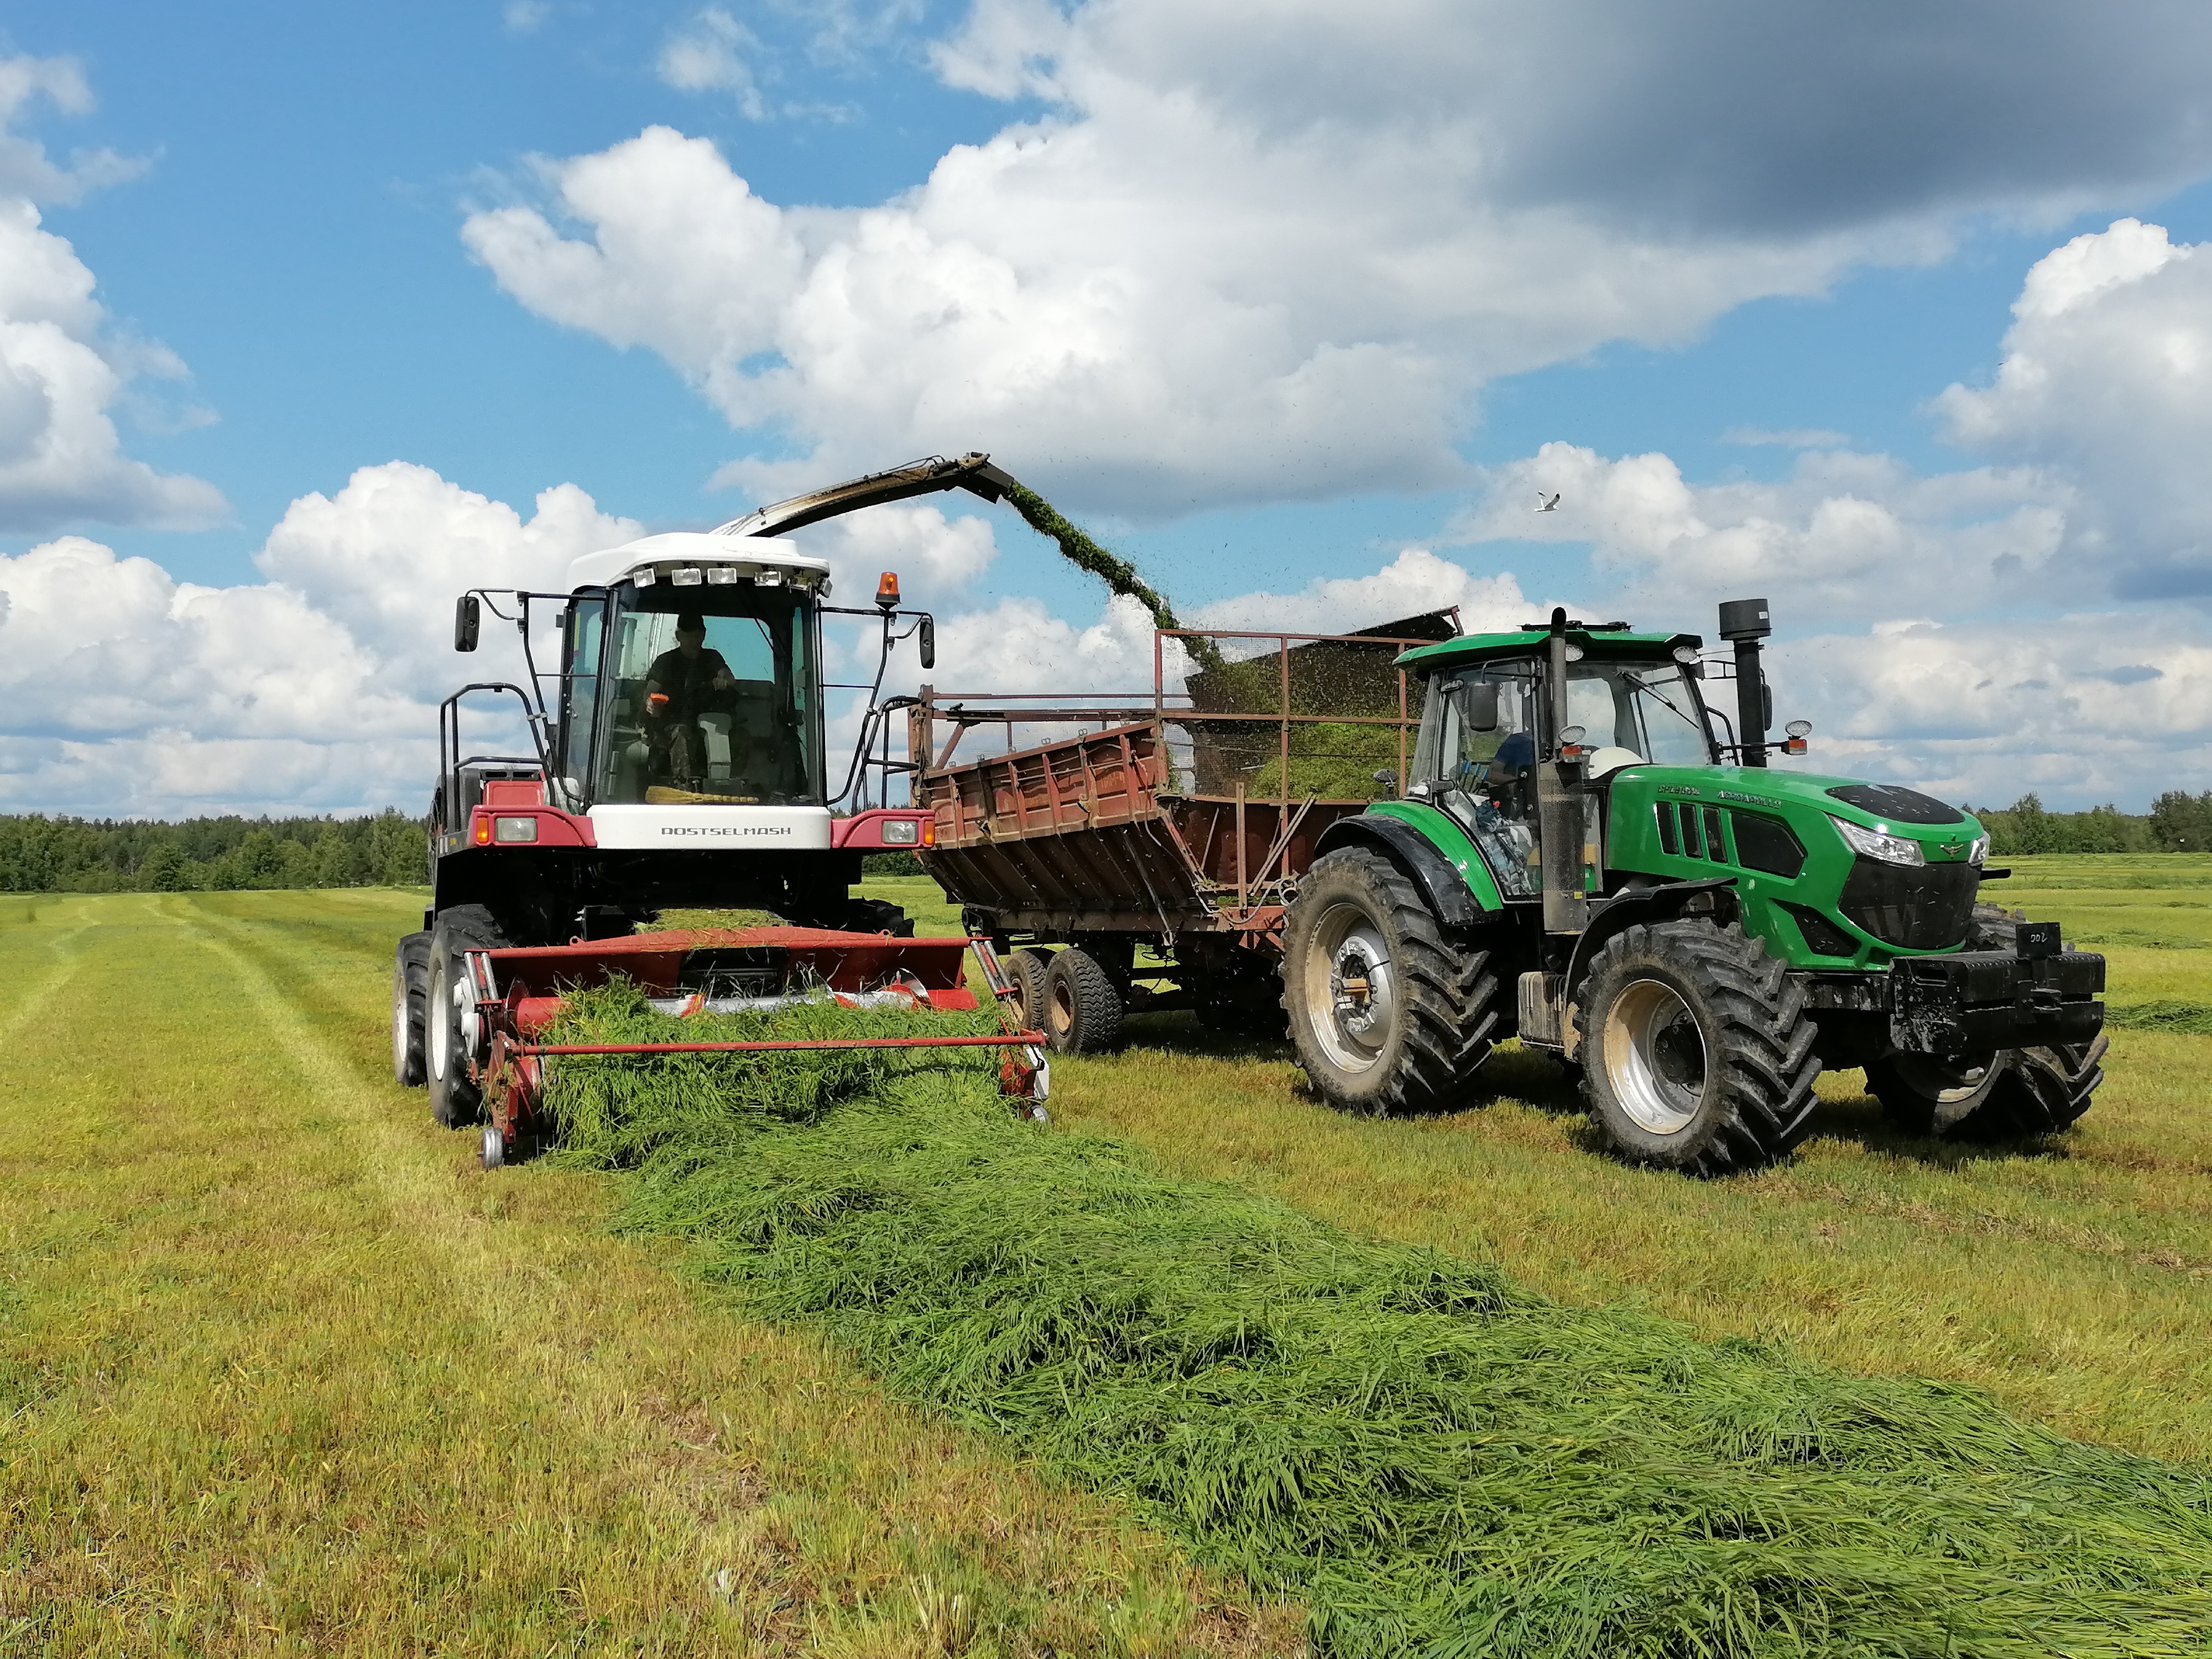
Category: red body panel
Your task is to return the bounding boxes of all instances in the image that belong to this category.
[832,807,936,850]
[466,804,597,848]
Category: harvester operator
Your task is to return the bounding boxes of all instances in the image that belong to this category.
[644,613,738,786]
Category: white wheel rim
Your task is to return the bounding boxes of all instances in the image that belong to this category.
[1301,899,1398,1074]
[393,966,409,1072]
[1604,978,1708,1135]
[1892,1052,1996,1106]
[428,957,450,1082]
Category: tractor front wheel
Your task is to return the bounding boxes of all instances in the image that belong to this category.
[1282,846,1499,1115]
[427,905,509,1130]
[1864,1038,2106,1140]
[1578,919,1820,1175]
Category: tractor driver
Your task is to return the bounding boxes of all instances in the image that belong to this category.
[644,613,738,786]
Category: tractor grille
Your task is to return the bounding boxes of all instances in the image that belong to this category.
[1837,858,1978,951]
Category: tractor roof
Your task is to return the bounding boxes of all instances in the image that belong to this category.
[1395,625,1699,674]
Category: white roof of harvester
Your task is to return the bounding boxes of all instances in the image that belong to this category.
[564,452,1020,594]
[566,530,830,593]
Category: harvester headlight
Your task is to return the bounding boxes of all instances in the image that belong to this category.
[1830,814,1924,867]
[494,815,539,844]
[670,567,704,587]
[706,565,740,585]
[756,568,785,587]
[881,818,920,845]
[1968,832,1991,867]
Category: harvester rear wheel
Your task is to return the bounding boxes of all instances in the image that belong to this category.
[392,931,430,1088]
[1005,948,1052,1036]
[1863,901,2107,1140]
[1044,946,1124,1053]
[427,905,509,1130]
[1578,919,1820,1176]
[1283,846,1500,1116]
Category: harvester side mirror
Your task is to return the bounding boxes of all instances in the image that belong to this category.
[918,614,936,671]
[454,594,481,653]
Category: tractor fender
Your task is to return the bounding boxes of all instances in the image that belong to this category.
[1564,877,1740,998]
[1313,813,1490,929]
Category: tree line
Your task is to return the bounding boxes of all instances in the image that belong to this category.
[1964,791,2212,854]
[2,788,2205,895]
[0,812,430,894]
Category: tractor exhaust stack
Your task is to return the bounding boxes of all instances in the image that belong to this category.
[1718,597,1772,767]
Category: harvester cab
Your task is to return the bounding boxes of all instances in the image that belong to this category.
[393,453,1050,1166]
[1280,599,2109,1173]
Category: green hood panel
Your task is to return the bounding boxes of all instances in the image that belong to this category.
[1608,765,1985,856]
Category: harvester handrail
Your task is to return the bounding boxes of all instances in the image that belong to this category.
[437,682,551,829]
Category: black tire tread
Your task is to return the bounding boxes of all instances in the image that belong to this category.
[1284,847,1501,1117]
[1045,946,1125,1053]
[393,931,430,1088]
[1006,948,1052,1036]
[1580,919,1822,1176]
[428,905,509,1129]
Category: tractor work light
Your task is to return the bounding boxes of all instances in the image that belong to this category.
[494,816,539,844]
[670,567,704,586]
[706,565,740,585]
[1830,815,1924,867]
[1783,719,1812,757]
[1672,644,1699,663]
[1559,724,1587,760]
[881,818,920,845]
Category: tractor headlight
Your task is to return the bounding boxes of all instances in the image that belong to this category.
[880,818,920,845]
[1968,832,1990,867]
[1830,815,1924,867]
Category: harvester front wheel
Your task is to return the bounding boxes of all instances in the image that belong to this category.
[1283,846,1500,1116]
[1578,919,1820,1176]
[1005,948,1052,1036]
[427,905,508,1130]
[392,931,430,1088]
[1044,946,1124,1053]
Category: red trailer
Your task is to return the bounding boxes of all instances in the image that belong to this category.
[910,613,1456,1048]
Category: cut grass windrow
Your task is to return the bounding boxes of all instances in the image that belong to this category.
[543,985,2212,1659]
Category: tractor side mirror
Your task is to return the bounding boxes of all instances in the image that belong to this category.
[918,613,936,671]
[1372,768,1398,798]
[1457,680,1501,732]
[454,594,481,653]
[1761,677,1773,732]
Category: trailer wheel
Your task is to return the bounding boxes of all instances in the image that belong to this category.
[1283,846,1500,1115]
[1579,919,1820,1175]
[1863,902,2107,1140]
[1006,948,1053,1036]
[427,905,509,1130]
[392,931,430,1087]
[1044,946,1125,1053]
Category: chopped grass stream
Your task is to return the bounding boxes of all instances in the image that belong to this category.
[541,985,2212,1659]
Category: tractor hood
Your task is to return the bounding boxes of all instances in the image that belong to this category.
[1606,765,1987,860]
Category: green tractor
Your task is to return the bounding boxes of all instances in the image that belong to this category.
[1282,599,2107,1173]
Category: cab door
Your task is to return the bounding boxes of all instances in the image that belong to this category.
[556,592,608,807]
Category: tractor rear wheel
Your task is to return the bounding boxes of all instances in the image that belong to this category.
[1005,948,1052,1037]
[1282,846,1500,1115]
[392,931,430,1087]
[427,905,509,1130]
[1864,901,2107,1140]
[1044,946,1124,1053]
[1578,919,1820,1175]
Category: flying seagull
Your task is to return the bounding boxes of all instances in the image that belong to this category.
[1535,492,1561,513]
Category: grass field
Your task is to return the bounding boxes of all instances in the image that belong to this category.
[3,856,2209,1651]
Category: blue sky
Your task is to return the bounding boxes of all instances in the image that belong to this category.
[5,1,2212,814]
